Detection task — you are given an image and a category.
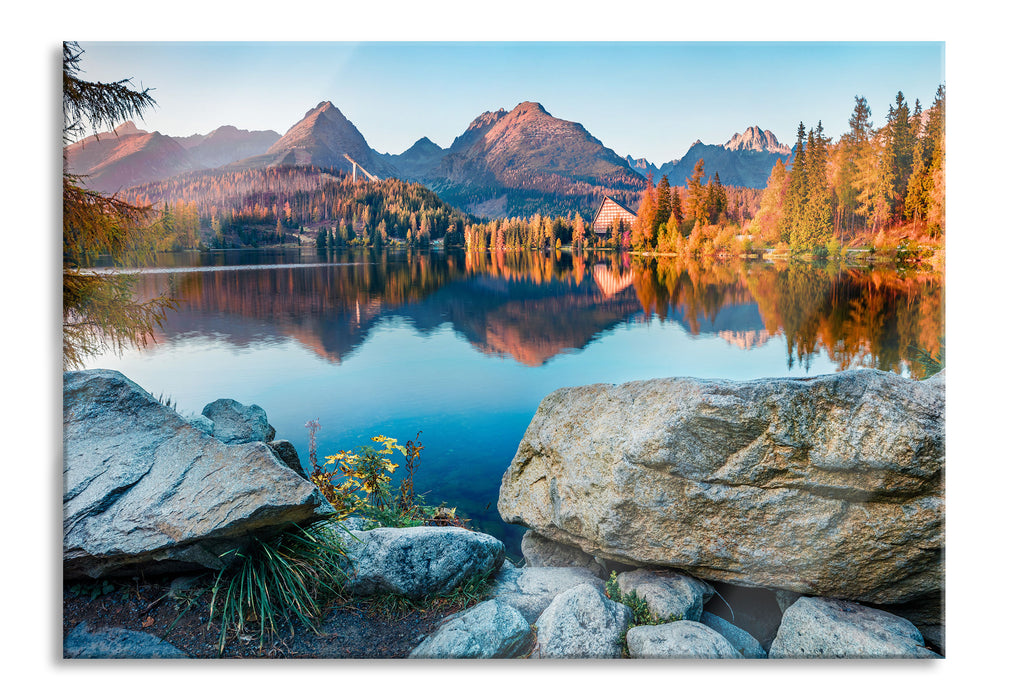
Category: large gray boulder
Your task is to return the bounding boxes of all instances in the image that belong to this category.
[201,398,276,444]
[342,526,504,598]
[409,599,533,659]
[616,568,714,622]
[499,370,944,612]
[487,565,603,623]
[63,370,332,579]
[533,583,633,658]
[768,596,940,659]
[626,621,743,659]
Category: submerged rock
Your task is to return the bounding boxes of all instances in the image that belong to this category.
[63,370,331,579]
[768,596,940,658]
[499,370,944,612]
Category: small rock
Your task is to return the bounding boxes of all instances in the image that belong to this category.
[409,599,533,658]
[534,583,633,658]
[488,566,603,623]
[268,439,307,479]
[187,414,214,435]
[700,611,766,658]
[64,622,188,658]
[201,398,276,444]
[616,568,714,622]
[626,620,743,659]
[769,596,940,658]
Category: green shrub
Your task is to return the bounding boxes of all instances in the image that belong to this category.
[603,571,681,626]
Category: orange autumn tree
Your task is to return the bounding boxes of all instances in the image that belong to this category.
[62,41,175,368]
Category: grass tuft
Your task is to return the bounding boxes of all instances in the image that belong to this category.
[359,568,496,621]
[208,519,349,655]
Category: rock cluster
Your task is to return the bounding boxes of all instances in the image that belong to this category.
[403,532,939,659]
[63,369,944,659]
[63,369,331,579]
[499,369,944,614]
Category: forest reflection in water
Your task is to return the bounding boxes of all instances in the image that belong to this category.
[125,248,944,378]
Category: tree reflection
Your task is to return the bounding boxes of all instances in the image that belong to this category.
[629,256,944,378]
[129,250,943,377]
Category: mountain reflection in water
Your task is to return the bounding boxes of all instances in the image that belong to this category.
[88,248,944,554]
[127,248,943,376]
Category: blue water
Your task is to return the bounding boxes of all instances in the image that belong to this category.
[81,248,943,554]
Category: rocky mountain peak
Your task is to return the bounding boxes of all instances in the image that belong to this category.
[724,126,790,154]
[512,101,550,117]
[114,120,146,135]
[406,136,442,153]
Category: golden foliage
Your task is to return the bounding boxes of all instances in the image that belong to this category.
[62,42,175,369]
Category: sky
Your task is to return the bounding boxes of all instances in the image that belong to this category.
[74,41,944,164]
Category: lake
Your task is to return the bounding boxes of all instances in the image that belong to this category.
[81,247,945,555]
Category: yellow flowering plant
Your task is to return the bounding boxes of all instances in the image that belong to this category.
[306,427,467,528]
[309,432,413,518]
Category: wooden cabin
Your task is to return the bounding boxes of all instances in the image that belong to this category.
[590,196,638,235]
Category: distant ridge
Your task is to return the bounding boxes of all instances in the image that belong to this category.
[64,122,199,192]
[657,126,791,189]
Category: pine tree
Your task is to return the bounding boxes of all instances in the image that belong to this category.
[685,159,708,227]
[781,122,807,244]
[802,122,833,250]
[670,187,683,229]
[906,85,945,229]
[882,91,915,220]
[707,172,727,224]
[834,95,874,236]
[854,130,889,236]
[654,175,671,245]
[63,42,175,369]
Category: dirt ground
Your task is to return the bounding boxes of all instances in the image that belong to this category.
[63,574,454,659]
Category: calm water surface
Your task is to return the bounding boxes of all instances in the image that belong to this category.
[83,248,945,554]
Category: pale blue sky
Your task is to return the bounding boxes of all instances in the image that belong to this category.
[75,41,944,164]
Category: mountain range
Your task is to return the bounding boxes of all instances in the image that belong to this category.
[65,102,791,218]
[624,126,792,189]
